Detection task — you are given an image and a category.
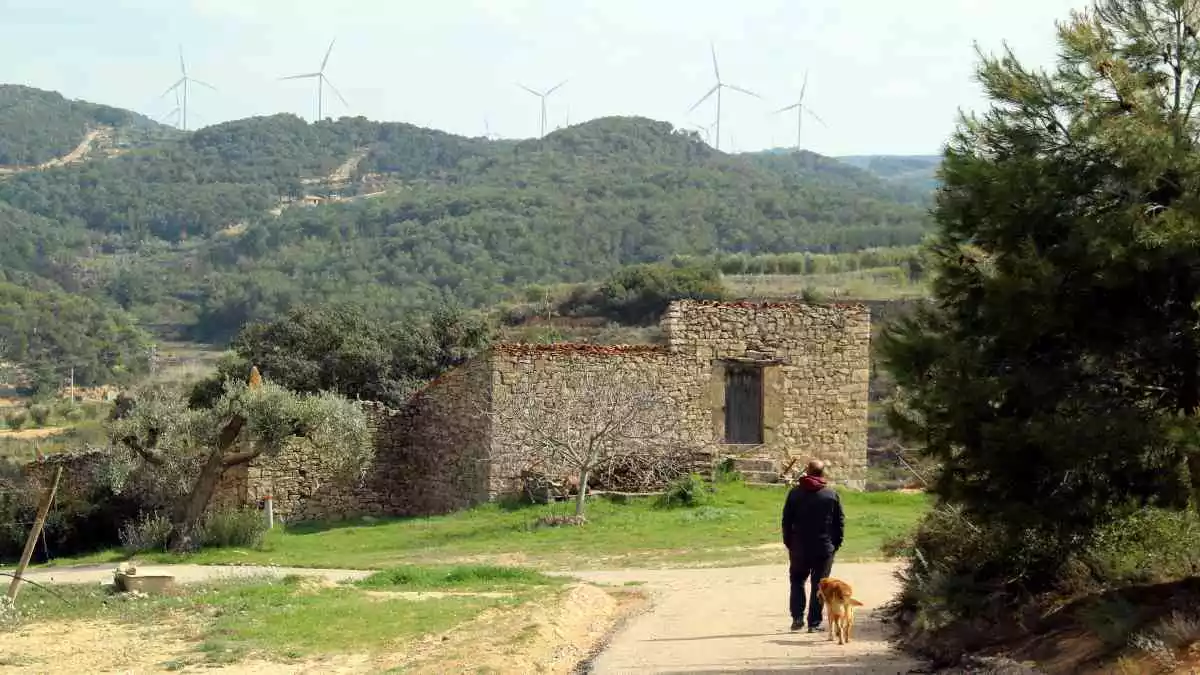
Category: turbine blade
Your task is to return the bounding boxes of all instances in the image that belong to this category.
[546,80,567,96]
[775,103,800,113]
[725,84,761,99]
[804,108,829,128]
[191,78,217,91]
[321,39,336,72]
[280,73,320,80]
[179,45,187,77]
[799,70,809,103]
[687,85,720,113]
[517,83,542,97]
[159,78,185,98]
[710,42,720,81]
[323,76,349,107]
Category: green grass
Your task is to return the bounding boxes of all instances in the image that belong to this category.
[726,269,929,301]
[356,564,563,590]
[11,565,559,665]
[50,482,931,571]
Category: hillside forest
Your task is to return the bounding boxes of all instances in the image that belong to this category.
[0,83,936,389]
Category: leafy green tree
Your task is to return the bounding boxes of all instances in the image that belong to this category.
[111,370,372,552]
[562,262,726,325]
[881,0,1200,545]
[192,303,493,408]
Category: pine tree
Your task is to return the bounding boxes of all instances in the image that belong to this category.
[881,0,1200,538]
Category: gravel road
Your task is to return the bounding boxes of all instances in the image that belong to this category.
[572,562,924,674]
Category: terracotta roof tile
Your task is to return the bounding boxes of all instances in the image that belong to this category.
[671,299,867,310]
[493,343,668,356]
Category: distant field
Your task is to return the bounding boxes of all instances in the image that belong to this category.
[149,341,227,385]
[725,269,929,302]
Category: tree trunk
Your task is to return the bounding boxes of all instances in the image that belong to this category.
[166,414,248,553]
[574,465,592,517]
[1189,452,1200,518]
[167,446,226,553]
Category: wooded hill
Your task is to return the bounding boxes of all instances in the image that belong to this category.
[0,84,173,167]
[0,84,936,385]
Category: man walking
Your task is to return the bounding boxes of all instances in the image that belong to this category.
[780,459,844,632]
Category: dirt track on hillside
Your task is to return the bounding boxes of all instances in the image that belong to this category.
[574,562,922,674]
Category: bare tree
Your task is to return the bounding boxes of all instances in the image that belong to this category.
[489,359,691,517]
[109,367,373,552]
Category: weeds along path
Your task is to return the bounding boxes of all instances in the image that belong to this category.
[572,562,922,674]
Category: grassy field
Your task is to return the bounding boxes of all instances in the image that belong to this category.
[5,565,565,669]
[725,269,929,302]
[50,482,931,571]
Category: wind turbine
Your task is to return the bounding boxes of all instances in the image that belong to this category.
[483,117,500,140]
[689,119,718,145]
[775,70,827,152]
[159,46,215,132]
[158,87,182,127]
[687,43,760,151]
[281,39,348,121]
[518,81,567,139]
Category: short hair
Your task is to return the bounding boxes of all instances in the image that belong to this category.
[805,459,825,477]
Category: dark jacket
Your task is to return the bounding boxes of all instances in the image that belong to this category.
[781,475,845,557]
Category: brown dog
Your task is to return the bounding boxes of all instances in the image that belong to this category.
[817,578,864,645]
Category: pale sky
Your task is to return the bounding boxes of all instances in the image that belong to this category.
[0,0,1089,156]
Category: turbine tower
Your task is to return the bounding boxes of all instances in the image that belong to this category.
[159,46,215,132]
[775,70,827,152]
[518,81,567,139]
[281,39,348,121]
[687,43,760,151]
[158,87,182,127]
[689,119,718,145]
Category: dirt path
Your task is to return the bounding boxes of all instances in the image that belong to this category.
[3,563,371,586]
[40,128,108,168]
[573,562,923,674]
[7,562,923,673]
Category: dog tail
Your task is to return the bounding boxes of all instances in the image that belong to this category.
[849,598,864,606]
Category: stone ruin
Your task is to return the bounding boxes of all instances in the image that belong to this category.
[18,300,872,524]
[240,299,871,521]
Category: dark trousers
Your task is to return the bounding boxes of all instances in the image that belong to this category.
[788,547,834,627]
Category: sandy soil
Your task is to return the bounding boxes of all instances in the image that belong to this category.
[4,563,371,586]
[3,562,922,673]
[573,561,924,674]
[0,564,635,675]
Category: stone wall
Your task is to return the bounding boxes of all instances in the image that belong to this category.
[17,448,247,520]
[487,344,715,495]
[661,300,872,480]
[486,300,871,489]
[244,357,493,521]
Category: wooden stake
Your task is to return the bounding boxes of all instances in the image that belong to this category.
[6,466,62,602]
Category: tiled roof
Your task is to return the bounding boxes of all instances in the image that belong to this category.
[671,299,867,310]
[492,343,668,356]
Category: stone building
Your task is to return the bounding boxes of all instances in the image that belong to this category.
[238,299,871,521]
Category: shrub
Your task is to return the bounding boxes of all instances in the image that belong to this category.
[884,503,1200,667]
[4,411,27,431]
[713,457,743,484]
[198,508,268,549]
[27,404,50,427]
[658,473,715,508]
[119,512,173,554]
[1081,507,1200,586]
[561,262,725,325]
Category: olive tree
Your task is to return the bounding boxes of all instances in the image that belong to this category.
[109,367,372,552]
